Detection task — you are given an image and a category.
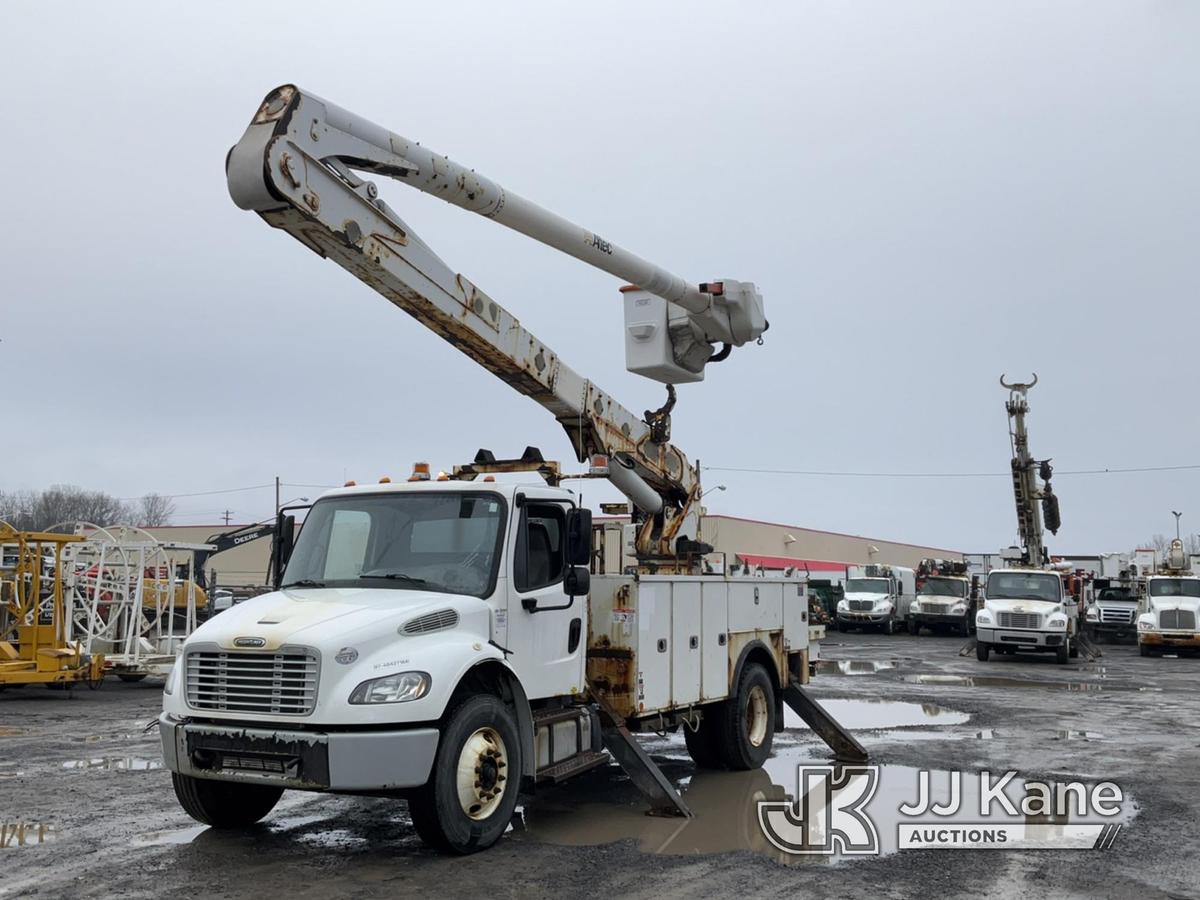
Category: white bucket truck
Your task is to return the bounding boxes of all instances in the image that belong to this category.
[835,563,915,634]
[159,86,864,855]
[1137,539,1200,656]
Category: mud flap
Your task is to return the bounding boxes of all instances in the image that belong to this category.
[782,681,868,763]
[590,692,691,818]
[959,637,977,657]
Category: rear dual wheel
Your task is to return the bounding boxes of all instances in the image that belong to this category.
[685,663,775,771]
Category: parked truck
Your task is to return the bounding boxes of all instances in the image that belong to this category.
[159,85,863,855]
[1082,553,1143,643]
[908,558,975,636]
[975,376,1080,664]
[1137,538,1200,656]
[835,563,915,633]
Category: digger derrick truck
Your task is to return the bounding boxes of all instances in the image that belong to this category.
[975,375,1080,664]
[908,559,975,636]
[160,85,863,854]
[1137,538,1200,656]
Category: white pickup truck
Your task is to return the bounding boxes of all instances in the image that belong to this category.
[160,478,820,853]
[974,567,1078,663]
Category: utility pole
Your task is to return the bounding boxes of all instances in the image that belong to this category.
[221,509,233,526]
[275,476,281,515]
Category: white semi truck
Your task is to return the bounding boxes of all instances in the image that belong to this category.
[835,563,914,633]
[159,85,862,855]
[975,376,1080,664]
[1137,539,1200,656]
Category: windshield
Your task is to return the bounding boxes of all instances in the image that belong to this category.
[985,571,1062,603]
[919,577,967,598]
[846,578,890,594]
[282,491,506,597]
[1149,578,1200,599]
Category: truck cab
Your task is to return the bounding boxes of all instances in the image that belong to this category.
[975,567,1078,663]
[835,564,914,634]
[908,560,974,636]
[1137,574,1200,656]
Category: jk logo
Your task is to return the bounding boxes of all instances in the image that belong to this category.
[757,765,880,855]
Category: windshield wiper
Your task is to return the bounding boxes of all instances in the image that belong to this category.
[282,579,326,589]
[359,572,429,584]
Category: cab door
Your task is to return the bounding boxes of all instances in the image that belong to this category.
[504,492,586,699]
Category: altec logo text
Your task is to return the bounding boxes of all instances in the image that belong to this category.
[757,766,1128,855]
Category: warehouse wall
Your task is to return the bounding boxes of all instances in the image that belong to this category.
[701,515,961,568]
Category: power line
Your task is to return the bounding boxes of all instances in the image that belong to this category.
[117,483,274,501]
[702,463,1200,479]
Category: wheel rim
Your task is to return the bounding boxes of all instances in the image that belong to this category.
[745,685,769,747]
[455,726,508,820]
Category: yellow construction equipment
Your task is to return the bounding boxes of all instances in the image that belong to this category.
[0,522,104,688]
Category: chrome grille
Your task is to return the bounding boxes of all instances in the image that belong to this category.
[848,600,874,611]
[1099,607,1135,625]
[997,612,1041,630]
[1160,609,1197,631]
[185,649,318,716]
[402,608,459,635]
[921,602,950,615]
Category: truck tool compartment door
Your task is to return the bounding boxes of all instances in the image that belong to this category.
[507,495,585,699]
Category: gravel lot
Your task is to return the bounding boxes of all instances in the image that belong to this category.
[2,631,1197,899]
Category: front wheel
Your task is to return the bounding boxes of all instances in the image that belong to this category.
[1055,644,1070,664]
[1139,642,1152,657]
[976,641,990,662]
[407,695,522,854]
[1068,640,1079,659]
[172,773,282,828]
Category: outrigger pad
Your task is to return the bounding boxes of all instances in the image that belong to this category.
[782,681,869,764]
[959,637,978,657]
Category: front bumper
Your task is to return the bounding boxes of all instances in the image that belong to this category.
[837,612,891,625]
[1140,631,1200,649]
[910,612,967,626]
[159,714,439,791]
[976,627,1066,649]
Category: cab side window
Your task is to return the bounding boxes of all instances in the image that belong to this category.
[515,503,565,592]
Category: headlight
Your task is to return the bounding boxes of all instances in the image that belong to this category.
[976,611,992,624]
[349,671,431,704]
[1138,619,1152,632]
[909,601,919,613]
[1047,616,1067,629]
[837,600,848,611]
[875,600,891,611]
[951,603,966,614]
[164,657,181,695]
[1085,608,1098,622]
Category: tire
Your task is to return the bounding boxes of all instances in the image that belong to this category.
[171,773,282,828]
[713,662,775,770]
[117,673,147,683]
[906,620,918,635]
[407,694,522,854]
[1068,640,1079,659]
[1055,644,1069,664]
[683,713,724,769]
[1139,642,1151,657]
[958,621,970,638]
[976,641,990,662]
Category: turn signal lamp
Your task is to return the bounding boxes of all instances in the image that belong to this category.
[344,480,357,487]
[379,476,392,484]
[483,475,496,482]
[436,472,450,482]
[409,462,431,482]
[589,454,610,476]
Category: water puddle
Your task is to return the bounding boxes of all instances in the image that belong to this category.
[517,754,1136,864]
[0,822,56,848]
[814,659,898,676]
[902,674,1157,692]
[132,824,207,847]
[784,698,969,730]
[62,756,163,772]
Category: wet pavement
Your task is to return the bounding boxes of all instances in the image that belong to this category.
[0,632,1196,898]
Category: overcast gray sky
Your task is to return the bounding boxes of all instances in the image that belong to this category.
[2,1,1197,552]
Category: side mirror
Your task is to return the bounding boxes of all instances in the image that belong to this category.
[565,565,590,597]
[271,513,296,589]
[565,507,592,567]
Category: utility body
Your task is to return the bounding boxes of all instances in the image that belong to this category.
[160,85,857,854]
